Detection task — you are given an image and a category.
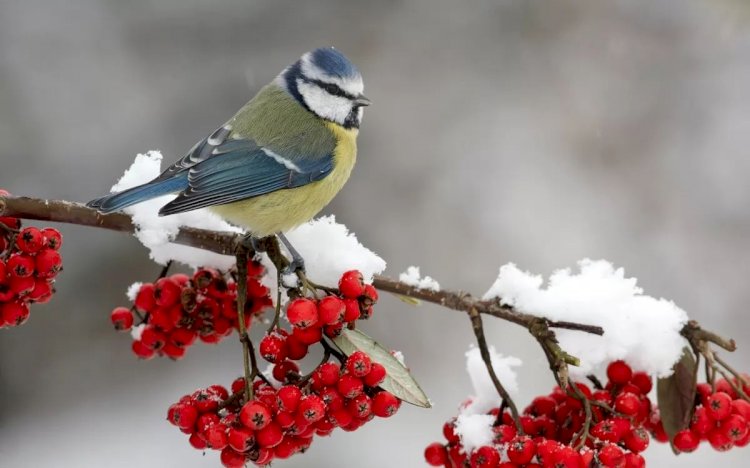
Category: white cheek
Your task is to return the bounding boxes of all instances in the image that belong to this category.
[297,79,352,125]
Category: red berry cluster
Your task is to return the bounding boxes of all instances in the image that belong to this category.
[168,351,400,467]
[0,190,63,328]
[110,261,272,359]
[649,376,750,453]
[258,270,378,367]
[426,360,653,468]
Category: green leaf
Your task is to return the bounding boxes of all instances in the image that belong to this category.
[332,328,431,408]
[657,346,699,449]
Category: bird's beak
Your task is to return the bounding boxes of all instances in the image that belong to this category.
[354,94,372,107]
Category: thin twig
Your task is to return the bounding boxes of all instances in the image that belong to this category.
[468,307,523,434]
[235,250,253,402]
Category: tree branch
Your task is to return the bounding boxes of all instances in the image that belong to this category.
[0,195,604,337]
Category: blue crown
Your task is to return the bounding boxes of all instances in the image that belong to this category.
[309,47,360,79]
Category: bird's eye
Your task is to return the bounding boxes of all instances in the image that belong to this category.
[323,83,341,95]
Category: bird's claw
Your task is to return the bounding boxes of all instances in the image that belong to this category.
[240,233,264,252]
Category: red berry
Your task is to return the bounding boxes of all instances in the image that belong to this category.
[240,400,272,430]
[298,395,326,423]
[311,361,341,389]
[338,270,365,298]
[286,298,318,329]
[272,360,300,382]
[27,278,53,303]
[317,295,345,325]
[168,402,198,430]
[720,413,748,441]
[0,259,6,282]
[131,340,155,359]
[9,275,35,297]
[691,406,714,434]
[732,399,750,420]
[7,253,35,278]
[220,447,246,468]
[291,325,322,345]
[708,427,734,451]
[443,420,459,444]
[110,307,134,331]
[424,443,448,466]
[623,427,650,453]
[1,301,30,326]
[204,423,229,449]
[140,326,166,350]
[342,298,360,322]
[328,406,353,427]
[598,443,624,467]
[607,360,633,385]
[323,322,343,338]
[154,277,181,307]
[470,445,500,468]
[673,429,700,452]
[337,373,364,399]
[493,424,516,444]
[41,228,62,250]
[189,432,207,450]
[16,227,44,253]
[259,333,287,363]
[623,453,645,468]
[317,386,344,411]
[614,392,640,416]
[345,351,373,377]
[227,426,255,453]
[363,362,387,387]
[507,435,536,464]
[362,284,378,303]
[347,394,373,419]
[592,419,623,443]
[285,334,308,360]
[631,372,652,394]
[529,395,557,418]
[706,392,733,421]
[276,385,302,413]
[169,328,197,348]
[34,248,62,278]
[372,391,400,417]
[134,283,156,312]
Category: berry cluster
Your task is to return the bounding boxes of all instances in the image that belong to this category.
[168,350,400,467]
[649,376,750,453]
[110,261,272,359]
[426,360,653,467]
[259,270,378,367]
[0,189,63,328]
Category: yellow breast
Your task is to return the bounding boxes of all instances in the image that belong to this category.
[210,123,358,237]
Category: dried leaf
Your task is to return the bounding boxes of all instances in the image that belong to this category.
[332,328,431,408]
[657,346,698,447]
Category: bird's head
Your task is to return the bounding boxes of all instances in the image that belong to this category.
[278,47,370,129]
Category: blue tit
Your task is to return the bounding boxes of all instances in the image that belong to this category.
[87,47,370,269]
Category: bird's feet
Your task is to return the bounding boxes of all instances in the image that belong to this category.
[240,233,265,252]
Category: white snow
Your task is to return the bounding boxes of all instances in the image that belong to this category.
[110,153,386,282]
[391,350,406,367]
[126,282,143,301]
[482,259,689,378]
[398,266,440,292]
[455,413,495,453]
[455,346,522,453]
[130,323,146,341]
[281,215,386,285]
[111,151,242,269]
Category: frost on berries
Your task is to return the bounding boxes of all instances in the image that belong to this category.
[0,189,63,329]
[111,260,273,359]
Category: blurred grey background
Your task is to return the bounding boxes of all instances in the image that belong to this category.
[1,0,749,466]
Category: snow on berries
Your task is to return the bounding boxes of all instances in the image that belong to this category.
[0,190,63,328]
[427,360,654,467]
[110,260,272,359]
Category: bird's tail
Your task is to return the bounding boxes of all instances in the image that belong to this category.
[86,177,187,213]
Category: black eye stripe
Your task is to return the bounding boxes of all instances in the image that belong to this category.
[310,79,356,100]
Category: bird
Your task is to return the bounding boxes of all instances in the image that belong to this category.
[87,47,370,272]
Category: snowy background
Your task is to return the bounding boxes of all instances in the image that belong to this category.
[1,0,750,466]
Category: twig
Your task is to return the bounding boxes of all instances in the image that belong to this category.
[681,320,736,352]
[468,307,523,434]
[235,249,254,402]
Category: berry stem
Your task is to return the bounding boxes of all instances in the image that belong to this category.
[267,268,282,334]
[468,306,523,434]
[235,248,254,402]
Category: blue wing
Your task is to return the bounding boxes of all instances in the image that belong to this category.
[157,138,333,216]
